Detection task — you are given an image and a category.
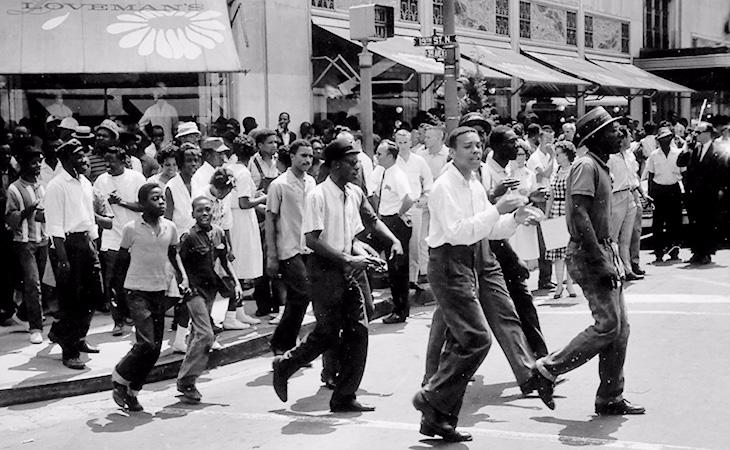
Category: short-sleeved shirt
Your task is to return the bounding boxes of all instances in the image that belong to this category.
[266,168,316,260]
[201,186,232,231]
[94,169,146,251]
[644,147,682,185]
[180,223,227,291]
[44,169,98,240]
[369,164,412,216]
[302,177,365,254]
[120,217,179,291]
[566,152,612,241]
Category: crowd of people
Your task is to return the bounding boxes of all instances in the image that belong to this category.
[1,103,728,440]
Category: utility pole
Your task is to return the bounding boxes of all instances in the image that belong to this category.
[359,44,374,158]
[442,0,459,133]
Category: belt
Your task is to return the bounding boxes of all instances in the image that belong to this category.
[65,231,89,238]
[613,187,630,193]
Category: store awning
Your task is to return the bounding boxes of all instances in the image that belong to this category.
[590,60,693,92]
[0,0,242,74]
[459,43,590,86]
[317,24,509,80]
[524,51,641,89]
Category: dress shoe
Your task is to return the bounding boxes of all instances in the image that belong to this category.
[330,400,375,413]
[125,395,144,412]
[177,384,202,404]
[112,382,144,411]
[522,370,555,409]
[112,323,124,336]
[382,313,406,324]
[538,281,557,290]
[595,399,645,415]
[697,255,711,265]
[321,372,337,390]
[48,329,58,343]
[420,418,472,442]
[654,254,664,263]
[625,272,644,281]
[631,264,645,276]
[211,323,224,335]
[272,356,291,402]
[62,357,86,370]
[77,341,100,353]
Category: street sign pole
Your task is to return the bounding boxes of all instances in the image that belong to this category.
[359,41,374,159]
[443,0,459,134]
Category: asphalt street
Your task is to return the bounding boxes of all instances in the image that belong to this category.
[2,250,729,450]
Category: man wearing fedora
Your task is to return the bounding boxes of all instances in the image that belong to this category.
[45,139,102,369]
[677,122,725,265]
[645,126,683,263]
[535,107,645,416]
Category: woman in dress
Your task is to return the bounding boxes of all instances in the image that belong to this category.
[545,141,577,299]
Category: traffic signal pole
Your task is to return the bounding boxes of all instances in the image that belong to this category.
[443,0,459,134]
[359,42,374,159]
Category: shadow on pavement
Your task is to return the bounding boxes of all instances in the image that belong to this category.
[531,415,628,446]
[410,440,470,449]
[368,321,408,335]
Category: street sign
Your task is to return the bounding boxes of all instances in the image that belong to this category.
[425,47,447,61]
[413,34,457,47]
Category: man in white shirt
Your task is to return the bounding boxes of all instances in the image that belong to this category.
[39,138,63,188]
[370,140,413,324]
[138,86,178,146]
[94,146,146,335]
[272,138,402,413]
[45,139,101,370]
[413,127,551,443]
[394,129,433,288]
[191,137,229,198]
[644,126,683,262]
[526,125,556,289]
[337,130,372,195]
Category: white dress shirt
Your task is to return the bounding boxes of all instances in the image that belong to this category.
[302,177,365,255]
[607,151,634,192]
[426,164,517,248]
[357,151,374,195]
[416,144,450,180]
[397,151,433,206]
[644,147,682,185]
[369,164,412,216]
[94,169,146,251]
[44,169,98,240]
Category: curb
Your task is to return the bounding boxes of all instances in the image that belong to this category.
[0,299,393,407]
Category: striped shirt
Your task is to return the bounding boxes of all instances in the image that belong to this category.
[5,178,47,243]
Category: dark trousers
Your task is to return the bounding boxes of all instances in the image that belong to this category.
[424,247,535,390]
[270,254,310,353]
[254,228,279,315]
[537,241,629,403]
[101,250,129,325]
[13,241,48,331]
[650,182,682,256]
[378,215,412,317]
[491,239,548,358]
[686,189,718,258]
[114,290,168,391]
[421,244,491,418]
[0,230,17,321]
[536,222,553,286]
[280,254,368,406]
[49,233,100,359]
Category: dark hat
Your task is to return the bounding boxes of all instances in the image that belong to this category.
[575,107,621,148]
[459,112,492,135]
[71,126,95,140]
[56,139,85,157]
[324,138,359,164]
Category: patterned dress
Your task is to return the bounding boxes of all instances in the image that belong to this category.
[545,165,569,261]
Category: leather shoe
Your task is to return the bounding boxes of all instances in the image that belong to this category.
[62,357,86,370]
[631,265,645,276]
[272,356,291,402]
[420,418,472,442]
[625,272,644,281]
[413,391,460,440]
[177,384,202,404]
[524,370,555,409]
[595,399,645,415]
[382,313,406,324]
[330,400,375,413]
[538,282,557,290]
[77,340,100,353]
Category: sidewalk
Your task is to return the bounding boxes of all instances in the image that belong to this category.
[0,290,395,407]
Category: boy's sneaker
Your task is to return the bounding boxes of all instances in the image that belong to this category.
[177,384,202,404]
[29,330,43,344]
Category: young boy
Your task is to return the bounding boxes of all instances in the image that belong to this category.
[111,182,188,411]
[176,195,242,404]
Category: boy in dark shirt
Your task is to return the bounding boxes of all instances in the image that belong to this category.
[176,196,242,403]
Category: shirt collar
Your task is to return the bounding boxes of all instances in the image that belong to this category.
[486,155,507,176]
[585,151,610,172]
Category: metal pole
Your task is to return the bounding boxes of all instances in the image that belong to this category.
[442,0,459,133]
[359,41,374,158]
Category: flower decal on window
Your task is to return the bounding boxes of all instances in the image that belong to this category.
[106,11,225,60]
